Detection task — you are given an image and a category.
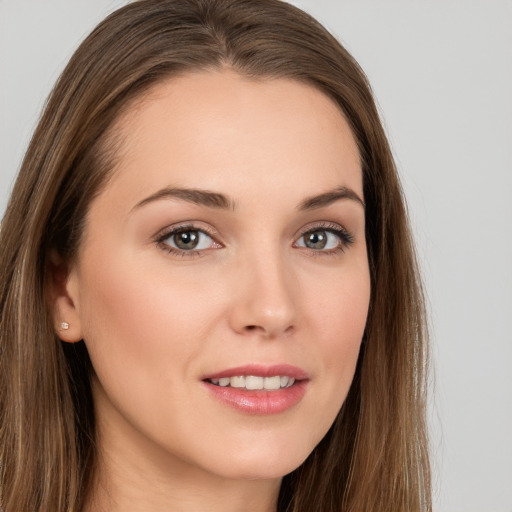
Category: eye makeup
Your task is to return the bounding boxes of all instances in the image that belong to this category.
[154,220,355,259]
[155,223,222,258]
[294,221,355,256]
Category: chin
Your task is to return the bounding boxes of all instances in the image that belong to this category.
[200,441,313,481]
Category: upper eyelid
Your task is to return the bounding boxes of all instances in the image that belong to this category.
[155,222,219,242]
[293,221,352,239]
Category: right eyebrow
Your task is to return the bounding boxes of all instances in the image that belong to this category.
[298,186,365,211]
[131,187,236,212]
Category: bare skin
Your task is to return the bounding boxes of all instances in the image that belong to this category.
[52,70,370,512]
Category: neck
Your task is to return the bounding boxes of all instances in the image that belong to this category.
[85,461,281,512]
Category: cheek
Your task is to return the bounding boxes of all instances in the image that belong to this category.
[325,279,369,364]
[305,257,370,347]
[303,264,370,415]
[76,251,218,386]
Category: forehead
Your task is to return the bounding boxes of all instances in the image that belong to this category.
[99,69,362,211]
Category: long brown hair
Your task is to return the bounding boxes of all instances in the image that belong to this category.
[0,1,431,510]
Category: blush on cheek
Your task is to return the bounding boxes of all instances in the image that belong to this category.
[320,286,369,374]
[79,257,155,363]
[80,251,204,373]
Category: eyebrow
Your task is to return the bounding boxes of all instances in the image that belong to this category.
[298,186,365,210]
[132,187,235,211]
[132,185,364,212]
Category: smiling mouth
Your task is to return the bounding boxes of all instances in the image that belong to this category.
[207,375,296,390]
[203,366,308,414]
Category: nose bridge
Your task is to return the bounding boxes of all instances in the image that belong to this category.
[230,242,297,337]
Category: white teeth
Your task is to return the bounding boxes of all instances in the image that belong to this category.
[230,376,246,388]
[209,375,297,390]
[264,376,281,390]
[246,376,264,390]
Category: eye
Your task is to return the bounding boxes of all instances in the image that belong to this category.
[295,225,354,253]
[158,226,219,253]
[296,230,339,250]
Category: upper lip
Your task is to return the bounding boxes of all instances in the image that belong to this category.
[202,364,309,381]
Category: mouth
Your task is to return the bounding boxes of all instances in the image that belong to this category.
[202,364,309,415]
[207,375,296,390]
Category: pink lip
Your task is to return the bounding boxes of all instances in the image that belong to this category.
[202,364,309,415]
[203,364,309,381]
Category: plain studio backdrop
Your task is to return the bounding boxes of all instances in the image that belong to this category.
[1,1,511,510]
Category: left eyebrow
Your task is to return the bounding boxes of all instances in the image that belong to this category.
[298,186,365,211]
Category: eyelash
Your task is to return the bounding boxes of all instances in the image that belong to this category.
[295,223,355,256]
[155,223,219,258]
[155,222,354,258]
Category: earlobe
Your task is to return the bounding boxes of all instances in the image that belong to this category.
[48,251,83,343]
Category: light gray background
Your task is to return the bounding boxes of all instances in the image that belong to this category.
[1,1,511,510]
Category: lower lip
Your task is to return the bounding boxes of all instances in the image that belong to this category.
[203,380,308,415]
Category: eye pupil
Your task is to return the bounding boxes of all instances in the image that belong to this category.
[305,231,327,249]
[175,230,199,250]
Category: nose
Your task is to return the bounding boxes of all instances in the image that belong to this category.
[228,250,297,339]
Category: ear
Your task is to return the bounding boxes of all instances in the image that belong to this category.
[47,250,83,343]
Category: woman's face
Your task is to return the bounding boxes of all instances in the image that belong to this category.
[60,70,370,482]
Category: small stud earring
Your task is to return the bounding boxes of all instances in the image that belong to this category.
[60,322,70,330]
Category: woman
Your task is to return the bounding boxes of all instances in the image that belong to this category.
[0,0,430,511]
